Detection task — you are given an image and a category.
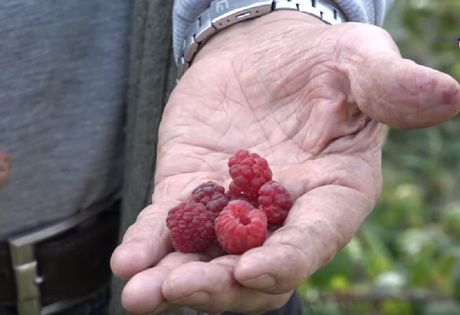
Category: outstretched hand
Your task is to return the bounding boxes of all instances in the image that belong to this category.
[111,11,460,314]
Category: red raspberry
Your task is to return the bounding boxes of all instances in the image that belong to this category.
[258,181,293,225]
[228,150,272,201]
[166,202,216,253]
[228,182,259,207]
[190,181,230,213]
[228,181,259,204]
[215,200,267,254]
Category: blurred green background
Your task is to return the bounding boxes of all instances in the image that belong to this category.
[299,1,460,314]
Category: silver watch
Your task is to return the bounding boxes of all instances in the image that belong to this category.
[177,0,347,79]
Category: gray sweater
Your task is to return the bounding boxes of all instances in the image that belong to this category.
[0,0,390,237]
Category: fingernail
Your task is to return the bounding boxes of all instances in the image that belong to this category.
[242,274,276,289]
[170,291,210,305]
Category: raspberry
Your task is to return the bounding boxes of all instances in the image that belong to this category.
[258,181,293,225]
[228,150,272,201]
[228,181,259,204]
[228,182,259,207]
[190,181,230,213]
[166,202,216,253]
[215,200,267,254]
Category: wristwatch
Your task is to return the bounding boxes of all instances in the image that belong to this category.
[177,0,347,79]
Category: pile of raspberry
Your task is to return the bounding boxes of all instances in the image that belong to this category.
[166,150,293,254]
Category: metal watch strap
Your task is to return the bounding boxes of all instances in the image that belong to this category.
[177,0,347,79]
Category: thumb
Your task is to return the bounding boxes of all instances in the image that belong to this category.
[348,54,460,129]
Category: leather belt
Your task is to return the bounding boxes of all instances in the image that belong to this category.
[0,198,120,315]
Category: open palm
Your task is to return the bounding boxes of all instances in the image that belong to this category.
[111,12,460,314]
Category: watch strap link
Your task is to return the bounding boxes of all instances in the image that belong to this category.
[177,0,347,79]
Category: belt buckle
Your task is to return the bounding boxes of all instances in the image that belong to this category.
[8,203,112,315]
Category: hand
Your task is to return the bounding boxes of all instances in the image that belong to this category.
[111,11,460,314]
[0,150,11,188]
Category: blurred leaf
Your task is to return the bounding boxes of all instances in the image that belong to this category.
[441,203,460,240]
[375,271,407,293]
[453,258,460,303]
[381,300,413,315]
[422,301,460,315]
[358,225,394,277]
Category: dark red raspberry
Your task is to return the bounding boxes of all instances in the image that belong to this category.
[190,181,230,213]
[258,180,293,225]
[228,150,272,201]
[166,202,216,253]
[215,200,267,254]
[228,181,259,204]
[228,182,259,206]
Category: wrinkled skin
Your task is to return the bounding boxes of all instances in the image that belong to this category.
[0,150,11,188]
[111,12,460,314]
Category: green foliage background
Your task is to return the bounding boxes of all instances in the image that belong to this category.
[299,1,460,314]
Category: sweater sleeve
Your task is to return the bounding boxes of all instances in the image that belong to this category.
[173,0,393,61]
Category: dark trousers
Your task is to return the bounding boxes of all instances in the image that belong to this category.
[0,288,110,315]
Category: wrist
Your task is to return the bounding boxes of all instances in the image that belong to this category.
[194,10,328,64]
[177,0,345,79]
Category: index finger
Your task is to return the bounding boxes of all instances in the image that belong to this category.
[110,202,174,280]
[110,172,224,280]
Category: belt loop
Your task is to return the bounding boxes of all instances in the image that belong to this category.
[9,241,41,315]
